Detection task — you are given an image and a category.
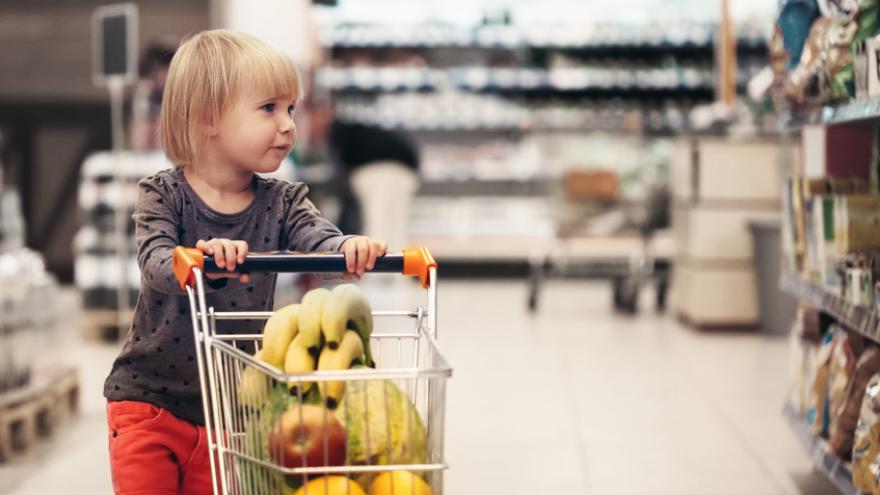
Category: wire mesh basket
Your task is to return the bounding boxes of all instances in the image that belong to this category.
[175,247,450,495]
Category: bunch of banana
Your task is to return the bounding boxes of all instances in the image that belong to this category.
[321,284,375,367]
[239,284,376,409]
[237,303,301,406]
[293,284,375,409]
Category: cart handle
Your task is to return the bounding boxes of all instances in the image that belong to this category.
[173,246,437,289]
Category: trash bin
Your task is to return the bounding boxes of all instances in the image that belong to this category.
[749,218,797,335]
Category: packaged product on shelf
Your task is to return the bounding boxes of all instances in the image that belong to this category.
[832,346,880,459]
[835,195,880,253]
[806,328,838,436]
[828,329,859,435]
[784,17,832,106]
[802,178,871,196]
[852,374,880,494]
[848,268,875,307]
[800,303,832,343]
[837,248,880,301]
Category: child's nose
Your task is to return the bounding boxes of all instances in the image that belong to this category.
[279,115,293,133]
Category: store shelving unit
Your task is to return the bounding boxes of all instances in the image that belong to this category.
[319,18,767,266]
[783,97,880,129]
[782,402,861,495]
[778,86,880,492]
[780,271,880,342]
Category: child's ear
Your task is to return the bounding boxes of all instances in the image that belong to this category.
[201,121,219,137]
[199,115,220,137]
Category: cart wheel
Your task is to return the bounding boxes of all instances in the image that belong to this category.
[527,256,546,313]
[527,284,539,312]
[612,277,638,315]
[655,280,668,313]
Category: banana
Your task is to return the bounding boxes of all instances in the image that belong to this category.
[298,287,331,359]
[317,330,365,409]
[284,333,317,396]
[321,284,375,366]
[260,303,300,367]
[237,350,270,407]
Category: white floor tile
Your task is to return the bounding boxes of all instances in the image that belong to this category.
[0,280,839,495]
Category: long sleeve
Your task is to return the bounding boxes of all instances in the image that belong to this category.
[282,182,353,253]
[133,177,229,295]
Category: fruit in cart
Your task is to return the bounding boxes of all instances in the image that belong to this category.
[370,471,431,495]
[285,333,318,396]
[269,404,347,469]
[262,303,302,366]
[299,287,332,357]
[291,477,366,495]
[317,330,366,409]
[321,284,374,366]
[243,384,297,491]
[335,378,427,483]
[237,350,271,407]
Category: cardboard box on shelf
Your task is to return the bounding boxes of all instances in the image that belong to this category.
[695,139,782,202]
[671,138,696,202]
[673,262,759,327]
[562,169,618,202]
[681,207,778,262]
[672,138,783,203]
[802,125,874,180]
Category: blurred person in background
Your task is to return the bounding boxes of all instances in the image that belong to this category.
[130,41,175,151]
[308,98,420,251]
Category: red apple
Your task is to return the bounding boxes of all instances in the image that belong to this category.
[268,404,347,469]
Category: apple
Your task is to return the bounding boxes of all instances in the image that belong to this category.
[269,404,347,469]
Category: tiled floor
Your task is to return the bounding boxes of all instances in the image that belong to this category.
[1,279,836,494]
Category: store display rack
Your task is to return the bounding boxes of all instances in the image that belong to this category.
[783,402,861,495]
[780,271,880,342]
[319,23,767,51]
[783,97,880,130]
[317,66,715,95]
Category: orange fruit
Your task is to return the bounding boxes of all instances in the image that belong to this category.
[293,476,366,495]
[369,471,431,495]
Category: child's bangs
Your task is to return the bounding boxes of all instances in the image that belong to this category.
[235,47,301,103]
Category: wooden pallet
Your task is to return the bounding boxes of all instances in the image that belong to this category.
[80,308,133,342]
[0,367,79,462]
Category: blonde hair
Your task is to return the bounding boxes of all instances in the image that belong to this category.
[159,29,302,165]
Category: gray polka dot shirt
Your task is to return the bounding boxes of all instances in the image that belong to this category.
[103,167,352,425]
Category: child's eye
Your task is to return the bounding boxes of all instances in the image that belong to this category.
[262,103,276,112]
[287,105,295,115]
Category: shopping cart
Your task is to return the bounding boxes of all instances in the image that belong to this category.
[173,247,450,495]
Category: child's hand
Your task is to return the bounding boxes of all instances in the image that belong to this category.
[196,238,251,283]
[340,236,388,280]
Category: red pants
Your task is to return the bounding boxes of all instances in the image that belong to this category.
[106,401,214,495]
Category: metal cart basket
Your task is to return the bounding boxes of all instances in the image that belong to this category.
[173,247,450,495]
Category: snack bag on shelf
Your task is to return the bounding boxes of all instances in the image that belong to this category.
[806,327,838,435]
[828,328,858,432]
[832,345,880,459]
[852,374,880,494]
[785,17,833,106]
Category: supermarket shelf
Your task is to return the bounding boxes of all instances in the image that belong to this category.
[317,67,714,95]
[783,402,861,495]
[783,98,880,129]
[779,271,880,342]
[319,24,767,51]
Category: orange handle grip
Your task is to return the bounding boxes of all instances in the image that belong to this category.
[402,246,438,288]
